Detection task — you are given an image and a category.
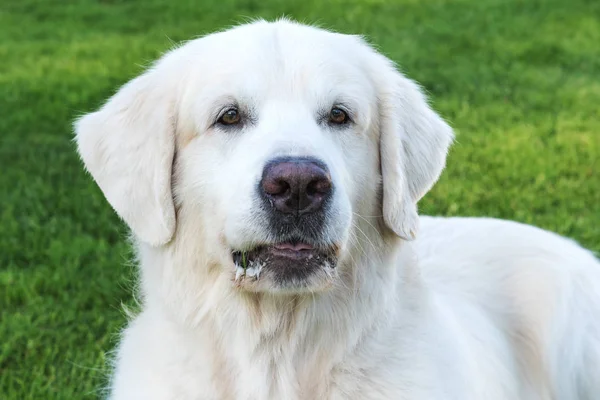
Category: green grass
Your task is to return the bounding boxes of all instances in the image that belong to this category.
[1,0,599,398]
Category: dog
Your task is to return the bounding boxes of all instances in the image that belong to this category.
[74,19,600,400]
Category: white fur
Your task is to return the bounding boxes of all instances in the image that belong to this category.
[75,20,600,400]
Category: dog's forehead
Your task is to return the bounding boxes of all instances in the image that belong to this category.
[186,21,372,95]
[203,21,362,61]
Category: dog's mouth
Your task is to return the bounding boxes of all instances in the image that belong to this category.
[231,239,338,283]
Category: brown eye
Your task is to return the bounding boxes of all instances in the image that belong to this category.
[329,107,348,124]
[218,108,241,125]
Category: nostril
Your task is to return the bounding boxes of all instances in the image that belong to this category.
[274,179,291,197]
[307,178,331,196]
[263,178,290,197]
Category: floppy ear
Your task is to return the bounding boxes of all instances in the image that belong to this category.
[74,66,177,246]
[375,59,454,240]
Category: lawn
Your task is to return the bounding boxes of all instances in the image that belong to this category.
[1,0,599,398]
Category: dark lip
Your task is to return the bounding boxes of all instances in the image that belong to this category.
[231,240,336,266]
[231,240,339,286]
[269,246,316,260]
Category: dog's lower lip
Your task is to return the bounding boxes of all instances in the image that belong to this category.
[231,241,331,265]
[273,242,314,251]
[270,246,315,259]
[233,244,316,261]
[231,241,338,284]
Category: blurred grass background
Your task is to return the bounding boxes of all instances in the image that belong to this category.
[1,0,599,398]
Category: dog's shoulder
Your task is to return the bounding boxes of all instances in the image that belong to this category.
[413,216,600,398]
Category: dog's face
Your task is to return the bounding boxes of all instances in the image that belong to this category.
[174,24,383,292]
[75,20,453,294]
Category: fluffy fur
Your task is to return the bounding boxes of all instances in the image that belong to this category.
[75,19,600,400]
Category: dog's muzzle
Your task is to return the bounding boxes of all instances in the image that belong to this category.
[231,156,338,284]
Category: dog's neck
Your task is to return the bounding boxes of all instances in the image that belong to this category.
[136,232,427,398]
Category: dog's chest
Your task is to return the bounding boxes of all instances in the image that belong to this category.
[214,352,440,400]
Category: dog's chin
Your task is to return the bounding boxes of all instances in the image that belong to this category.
[231,241,338,293]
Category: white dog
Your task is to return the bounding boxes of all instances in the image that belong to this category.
[75,19,600,400]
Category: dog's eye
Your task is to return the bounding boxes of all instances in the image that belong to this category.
[218,108,241,125]
[329,108,349,125]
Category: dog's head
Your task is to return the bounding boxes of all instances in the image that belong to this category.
[75,20,453,294]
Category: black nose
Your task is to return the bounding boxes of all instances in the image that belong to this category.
[261,157,332,215]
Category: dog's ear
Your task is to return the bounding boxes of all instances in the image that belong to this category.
[74,63,178,246]
[372,54,454,240]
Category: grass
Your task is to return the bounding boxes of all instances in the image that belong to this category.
[1,0,599,398]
